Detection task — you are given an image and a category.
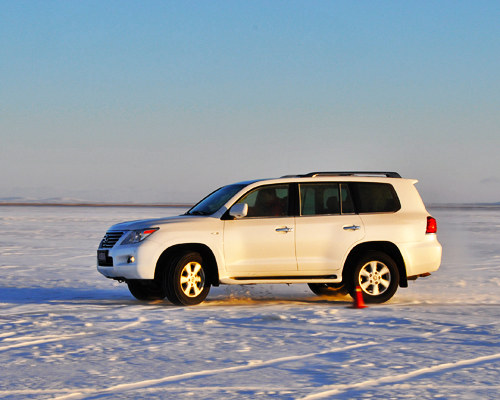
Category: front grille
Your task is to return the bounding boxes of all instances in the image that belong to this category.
[99,231,124,248]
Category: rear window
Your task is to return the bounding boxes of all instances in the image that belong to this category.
[349,183,401,213]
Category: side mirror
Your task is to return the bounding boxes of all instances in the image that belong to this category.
[229,203,248,219]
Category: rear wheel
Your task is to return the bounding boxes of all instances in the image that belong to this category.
[165,252,211,306]
[127,280,166,301]
[308,282,348,297]
[349,252,399,303]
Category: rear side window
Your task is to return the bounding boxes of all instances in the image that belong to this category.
[349,183,401,213]
[299,183,355,215]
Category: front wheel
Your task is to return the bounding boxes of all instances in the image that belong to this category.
[349,252,399,304]
[165,252,211,306]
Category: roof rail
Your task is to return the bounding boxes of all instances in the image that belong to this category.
[289,171,402,178]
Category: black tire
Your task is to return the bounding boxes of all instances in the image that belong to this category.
[308,282,349,297]
[165,252,211,306]
[127,280,166,301]
[348,252,399,304]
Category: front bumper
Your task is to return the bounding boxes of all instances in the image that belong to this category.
[97,239,162,280]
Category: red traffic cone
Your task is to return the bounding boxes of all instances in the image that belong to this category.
[352,286,367,309]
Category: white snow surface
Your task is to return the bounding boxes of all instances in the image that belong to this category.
[0,206,499,399]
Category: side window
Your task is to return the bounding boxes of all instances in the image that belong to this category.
[349,183,401,213]
[236,185,289,217]
[299,183,341,216]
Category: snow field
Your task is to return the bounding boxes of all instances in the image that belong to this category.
[0,206,499,399]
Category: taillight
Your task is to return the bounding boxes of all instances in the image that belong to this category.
[426,216,437,234]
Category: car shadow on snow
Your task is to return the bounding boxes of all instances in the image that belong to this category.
[0,286,355,308]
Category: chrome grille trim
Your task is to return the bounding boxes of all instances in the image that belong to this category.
[99,231,124,248]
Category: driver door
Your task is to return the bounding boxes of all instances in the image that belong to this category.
[223,184,297,276]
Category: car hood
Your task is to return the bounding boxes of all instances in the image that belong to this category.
[108,215,206,231]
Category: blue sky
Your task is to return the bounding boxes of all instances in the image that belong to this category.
[1,1,499,203]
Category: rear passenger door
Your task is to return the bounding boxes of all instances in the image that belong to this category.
[295,183,365,274]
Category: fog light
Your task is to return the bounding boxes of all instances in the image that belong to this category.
[127,256,135,264]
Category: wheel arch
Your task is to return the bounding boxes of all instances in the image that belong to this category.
[343,241,408,288]
[155,243,220,287]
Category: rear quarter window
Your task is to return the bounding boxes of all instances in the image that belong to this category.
[349,183,401,213]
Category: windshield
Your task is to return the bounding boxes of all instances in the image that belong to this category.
[186,184,247,215]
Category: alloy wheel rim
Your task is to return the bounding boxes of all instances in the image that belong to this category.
[180,261,205,297]
[358,261,391,296]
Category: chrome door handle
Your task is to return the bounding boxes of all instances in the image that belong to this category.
[343,225,361,231]
[276,227,293,233]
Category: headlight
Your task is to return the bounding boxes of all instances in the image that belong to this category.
[120,228,159,245]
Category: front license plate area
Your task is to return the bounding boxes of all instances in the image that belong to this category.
[97,250,113,266]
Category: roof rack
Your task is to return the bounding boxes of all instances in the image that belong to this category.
[282,171,402,178]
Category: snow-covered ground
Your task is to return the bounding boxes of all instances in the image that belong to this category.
[0,205,499,399]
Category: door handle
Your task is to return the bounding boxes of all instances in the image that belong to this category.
[343,225,361,231]
[275,227,293,233]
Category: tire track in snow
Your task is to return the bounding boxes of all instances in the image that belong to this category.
[51,342,378,400]
[0,333,88,351]
[300,352,500,399]
[0,385,291,398]
[0,317,145,351]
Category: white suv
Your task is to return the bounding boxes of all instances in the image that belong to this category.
[97,172,441,305]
